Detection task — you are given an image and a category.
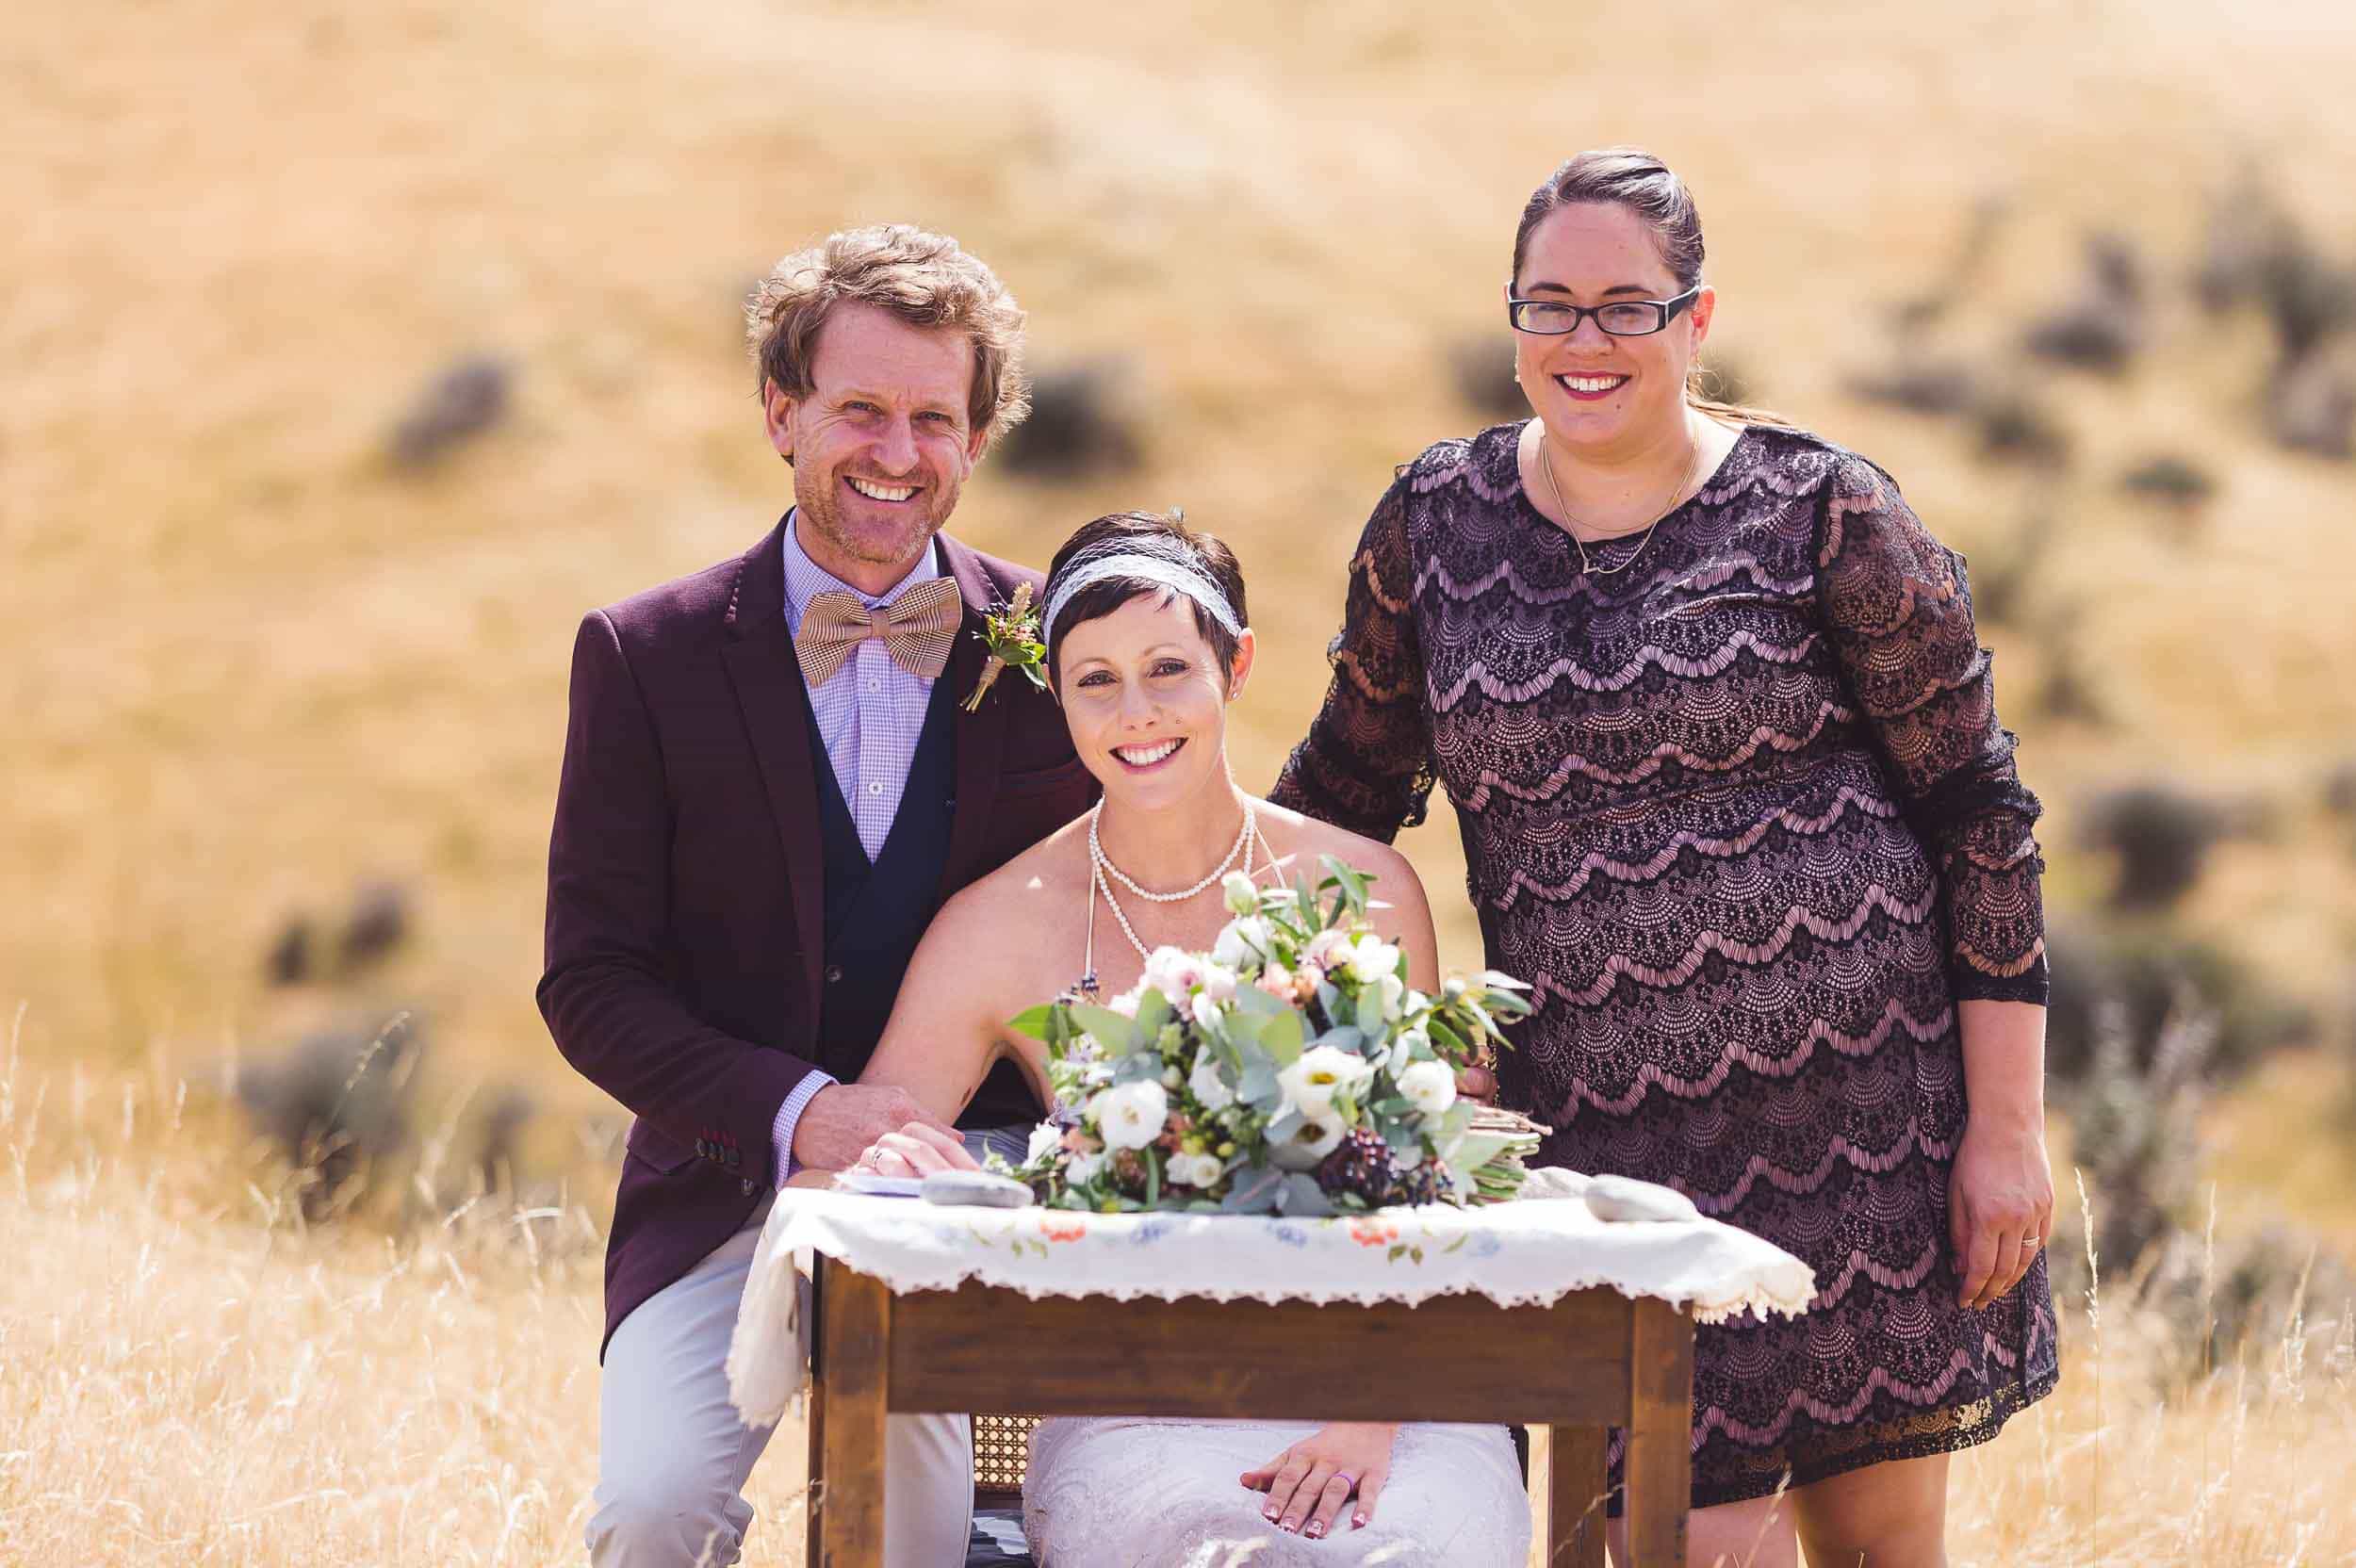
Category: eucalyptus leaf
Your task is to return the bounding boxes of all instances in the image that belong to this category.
[1448,1133,1512,1172]
[1277,1174,1335,1218]
[1227,983,1281,1021]
[1221,1167,1284,1214]
[1238,1062,1283,1110]
[1134,988,1173,1037]
[1006,1004,1055,1043]
[1256,1008,1305,1066]
[1113,1052,1169,1086]
[1069,1002,1141,1054]
[1318,1025,1366,1057]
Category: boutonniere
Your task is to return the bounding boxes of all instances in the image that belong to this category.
[961,582,1049,712]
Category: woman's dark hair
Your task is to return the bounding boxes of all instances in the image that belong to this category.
[1043,511,1248,686]
[1512,146,1789,427]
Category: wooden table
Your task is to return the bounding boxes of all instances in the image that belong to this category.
[805,1255,1695,1566]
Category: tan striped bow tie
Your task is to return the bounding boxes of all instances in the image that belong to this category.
[794,577,963,686]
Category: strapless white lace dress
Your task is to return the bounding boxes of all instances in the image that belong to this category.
[1021,1416,1530,1566]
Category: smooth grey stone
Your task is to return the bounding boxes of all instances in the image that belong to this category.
[1583,1175,1700,1224]
[923,1169,1037,1209]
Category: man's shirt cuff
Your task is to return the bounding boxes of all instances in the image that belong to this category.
[771,1070,837,1185]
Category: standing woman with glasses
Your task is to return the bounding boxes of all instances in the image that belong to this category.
[1273,147,2056,1566]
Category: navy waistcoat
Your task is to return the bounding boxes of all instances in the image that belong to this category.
[806,680,1039,1129]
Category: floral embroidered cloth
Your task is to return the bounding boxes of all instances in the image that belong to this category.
[725,1184,1816,1428]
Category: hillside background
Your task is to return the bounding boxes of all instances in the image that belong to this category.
[7,0,2356,1560]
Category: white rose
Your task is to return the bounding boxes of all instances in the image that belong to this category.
[1280,1044,1376,1119]
[1398,1059,1457,1116]
[1064,1150,1104,1185]
[1168,1151,1226,1187]
[1366,972,1406,1021]
[1222,871,1259,915]
[1105,988,1142,1020]
[1025,1121,1063,1165]
[1212,916,1272,972]
[1091,1080,1170,1152]
[1199,962,1239,1004]
[1347,937,1402,986]
[1142,946,1201,999]
[1269,1115,1349,1169]
[1190,992,1224,1030]
[1187,1054,1235,1112]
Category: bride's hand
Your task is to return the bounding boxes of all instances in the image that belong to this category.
[1238,1422,1397,1537]
[855,1121,978,1178]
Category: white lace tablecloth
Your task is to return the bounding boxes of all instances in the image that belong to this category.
[726,1182,1816,1428]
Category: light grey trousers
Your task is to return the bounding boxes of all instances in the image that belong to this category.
[586,1200,973,1566]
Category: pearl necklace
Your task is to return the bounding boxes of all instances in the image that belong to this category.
[1088,797,1253,902]
[1079,799,1268,984]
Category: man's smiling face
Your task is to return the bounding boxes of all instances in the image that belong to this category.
[766,300,987,593]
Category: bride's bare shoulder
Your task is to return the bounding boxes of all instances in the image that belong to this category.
[1250,798,1426,895]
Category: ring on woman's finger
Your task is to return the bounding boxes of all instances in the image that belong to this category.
[2022,1233,2041,1250]
[1333,1472,1359,1493]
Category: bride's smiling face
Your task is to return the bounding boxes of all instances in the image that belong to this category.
[1055,594,1254,809]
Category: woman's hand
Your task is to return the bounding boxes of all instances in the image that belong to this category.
[854,1120,979,1178]
[1238,1423,1398,1538]
[1948,1116,2054,1311]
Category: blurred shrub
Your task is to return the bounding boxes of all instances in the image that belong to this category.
[1447,336,1527,421]
[262,879,415,987]
[2077,781,2232,910]
[1973,388,2072,467]
[2267,351,2356,459]
[2047,920,2314,1086]
[2119,454,2217,508]
[2032,619,2108,727]
[2022,233,2148,374]
[1846,359,1981,417]
[236,1012,425,1219]
[2323,759,2356,818]
[2053,1001,2349,1376]
[996,363,1142,479]
[387,355,513,470]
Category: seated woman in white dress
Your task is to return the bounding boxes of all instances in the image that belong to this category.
[838,509,1532,1566]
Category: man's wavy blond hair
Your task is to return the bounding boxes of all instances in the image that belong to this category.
[744,223,1031,449]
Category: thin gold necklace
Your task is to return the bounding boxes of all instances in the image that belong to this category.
[1535,423,1705,579]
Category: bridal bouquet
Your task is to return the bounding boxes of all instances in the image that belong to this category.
[1001,859,1542,1215]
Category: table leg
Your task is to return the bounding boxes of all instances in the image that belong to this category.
[1622,1297,1693,1567]
[1542,1422,1608,1568]
[816,1261,892,1568]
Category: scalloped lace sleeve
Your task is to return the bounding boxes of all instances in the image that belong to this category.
[1270,475,1437,841]
[1817,456,2050,1004]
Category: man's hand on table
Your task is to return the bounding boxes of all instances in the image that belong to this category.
[789,1085,954,1172]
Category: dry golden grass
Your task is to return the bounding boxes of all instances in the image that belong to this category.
[5,1038,2353,1565]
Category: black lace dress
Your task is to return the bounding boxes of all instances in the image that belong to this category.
[1271,421,2058,1508]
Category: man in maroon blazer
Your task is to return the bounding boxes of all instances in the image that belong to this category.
[542,224,1093,1566]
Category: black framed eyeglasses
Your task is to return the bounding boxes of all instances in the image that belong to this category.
[1505,285,1702,336]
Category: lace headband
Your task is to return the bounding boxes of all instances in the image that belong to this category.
[1040,552,1244,656]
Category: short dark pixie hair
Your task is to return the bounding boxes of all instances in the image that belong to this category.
[1043,511,1248,686]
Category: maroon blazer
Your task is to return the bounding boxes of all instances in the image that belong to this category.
[540,519,1095,1353]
